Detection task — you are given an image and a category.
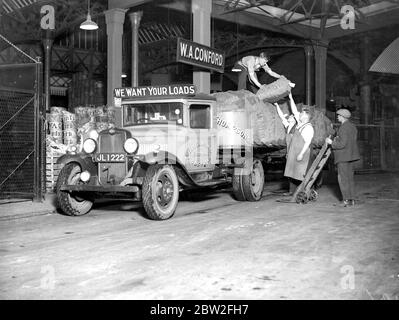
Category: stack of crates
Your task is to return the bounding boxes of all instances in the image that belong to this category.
[46,149,63,193]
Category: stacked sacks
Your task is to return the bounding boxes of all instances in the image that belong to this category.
[75,106,96,144]
[95,105,109,132]
[211,90,333,149]
[212,90,287,148]
[107,106,116,128]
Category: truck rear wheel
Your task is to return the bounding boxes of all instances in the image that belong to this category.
[232,168,246,201]
[142,164,179,220]
[242,159,265,201]
[232,159,265,201]
[56,163,93,216]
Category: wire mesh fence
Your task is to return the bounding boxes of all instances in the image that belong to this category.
[0,34,43,200]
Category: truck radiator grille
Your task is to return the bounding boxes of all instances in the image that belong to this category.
[98,131,127,185]
[98,132,126,153]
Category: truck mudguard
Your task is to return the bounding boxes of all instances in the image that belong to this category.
[56,154,97,175]
[140,151,200,187]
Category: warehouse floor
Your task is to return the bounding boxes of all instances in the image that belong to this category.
[0,172,398,300]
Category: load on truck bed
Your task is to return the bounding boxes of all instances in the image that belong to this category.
[213,89,334,150]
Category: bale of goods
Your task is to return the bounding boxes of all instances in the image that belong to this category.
[62,110,77,146]
[50,106,66,114]
[211,90,333,149]
[295,103,335,147]
[107,106,116,127]
[75,106,96,144]
[95,105,109,132]
[256,76,292,103]
[74,106,90,127]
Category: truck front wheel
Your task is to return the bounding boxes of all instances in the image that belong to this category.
[142,164,179,220]
[232,159,265,201]
[56,163,93,216]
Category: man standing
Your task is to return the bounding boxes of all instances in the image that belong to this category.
[232,52,283,92]
[326,108,360,207]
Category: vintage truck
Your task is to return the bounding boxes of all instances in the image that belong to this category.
[55,84,269,220]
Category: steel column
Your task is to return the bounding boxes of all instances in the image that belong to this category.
[305,45,314,106]
[42,30,53,112]
[129,11,143,87]
[34,59,43,202]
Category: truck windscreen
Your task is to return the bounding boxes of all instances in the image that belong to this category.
[123,102,183,126]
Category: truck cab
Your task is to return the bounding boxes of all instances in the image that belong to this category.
[56,84,264,220]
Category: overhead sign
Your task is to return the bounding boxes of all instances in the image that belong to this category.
[114,84,196,99]
[40,5,55,30]
[176,38,225,73]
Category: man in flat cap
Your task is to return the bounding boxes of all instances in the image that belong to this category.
[326,108,360,207]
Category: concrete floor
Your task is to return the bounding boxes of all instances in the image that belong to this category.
[0,172,398,300]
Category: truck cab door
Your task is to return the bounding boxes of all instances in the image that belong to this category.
[184,103,217,173]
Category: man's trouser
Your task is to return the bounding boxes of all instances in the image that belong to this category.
[337,161,355,200]
[234,66,257,93]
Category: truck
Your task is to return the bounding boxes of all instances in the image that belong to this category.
[55,83,278,220]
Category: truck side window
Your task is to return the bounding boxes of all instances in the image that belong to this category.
[190,104,210,129]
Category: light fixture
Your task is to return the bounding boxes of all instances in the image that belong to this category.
[80,0,98,31]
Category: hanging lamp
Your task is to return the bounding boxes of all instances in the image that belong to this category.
[80,0,98,30]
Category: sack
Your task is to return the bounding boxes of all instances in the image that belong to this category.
[256,76,291,103]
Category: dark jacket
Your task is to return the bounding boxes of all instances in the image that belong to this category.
[331,120,360,164]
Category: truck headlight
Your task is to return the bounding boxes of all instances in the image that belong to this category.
[83,138,96,154]
[88,129,99,140]
[124,138,139,154]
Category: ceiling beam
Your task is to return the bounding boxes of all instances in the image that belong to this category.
[108,0,152,9]
[158,1,316,39]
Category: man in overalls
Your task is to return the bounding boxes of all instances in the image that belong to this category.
[284,108,314,194]
[232,52,283,92]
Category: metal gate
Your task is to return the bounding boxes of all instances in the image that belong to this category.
[356,124,399,172]
[0,37,43,201]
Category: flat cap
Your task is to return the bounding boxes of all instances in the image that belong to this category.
[336,108,351,118]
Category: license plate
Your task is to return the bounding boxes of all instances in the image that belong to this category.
[95,153,126,162]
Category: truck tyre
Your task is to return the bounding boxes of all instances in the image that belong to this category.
[232,159,264,201]
[242,159,265,201]
[142,164,179,220]
[56,163,93,216]
[232,168,246,201]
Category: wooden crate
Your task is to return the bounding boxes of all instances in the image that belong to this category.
[46,150,64,193]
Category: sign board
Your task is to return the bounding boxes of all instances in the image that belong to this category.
[114,84,196,100]
[176,38,225,73]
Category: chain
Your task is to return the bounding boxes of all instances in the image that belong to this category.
[0,33,39,63]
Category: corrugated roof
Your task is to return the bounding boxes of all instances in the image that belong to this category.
[2,0,37,14]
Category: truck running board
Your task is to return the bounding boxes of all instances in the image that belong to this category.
[60,185,140,193]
